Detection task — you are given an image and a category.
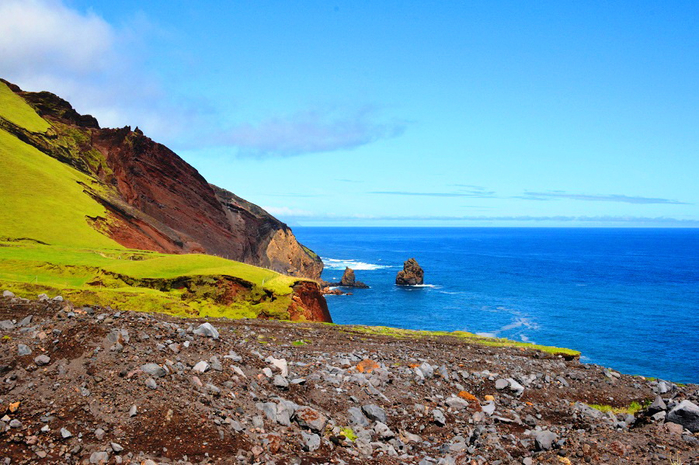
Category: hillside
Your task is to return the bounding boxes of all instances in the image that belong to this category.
[0,79,329,323]
[0,79,322,279]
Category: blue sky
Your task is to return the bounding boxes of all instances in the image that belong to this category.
[2,0,698,226]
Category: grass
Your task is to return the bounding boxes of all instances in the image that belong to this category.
[0,241,303,320]
[588,400,647,415]
[0,128,118,249]
[0,82,51,133]
[342,325,581,358]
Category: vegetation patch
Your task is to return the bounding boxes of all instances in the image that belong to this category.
[342,325,580,358]
[0,241,304,320]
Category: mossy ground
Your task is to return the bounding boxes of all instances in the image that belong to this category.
[342,324,581,358]
[0,241,300,320]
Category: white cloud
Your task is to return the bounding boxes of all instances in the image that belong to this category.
[0,0,114,77]
[0,0,196,141]
[223,107,406,157]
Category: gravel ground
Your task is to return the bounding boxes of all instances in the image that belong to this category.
[0,292,697,464]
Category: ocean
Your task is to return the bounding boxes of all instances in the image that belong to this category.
[293,227,699,384]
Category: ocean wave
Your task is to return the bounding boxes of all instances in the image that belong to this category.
[322,258,392,271]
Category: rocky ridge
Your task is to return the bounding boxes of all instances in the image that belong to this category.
[1,293,697,464]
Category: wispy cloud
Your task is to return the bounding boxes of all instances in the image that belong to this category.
[220,106,406,157]
[370,189,496,198]
[517,191,690,205]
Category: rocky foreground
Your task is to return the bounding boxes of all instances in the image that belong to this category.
[0,293,697,465]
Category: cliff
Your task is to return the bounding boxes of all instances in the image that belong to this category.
[0,79,322,279]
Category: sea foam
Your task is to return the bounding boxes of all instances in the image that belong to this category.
[322,258,391,271]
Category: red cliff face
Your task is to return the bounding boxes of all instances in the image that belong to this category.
[8,81,323,280]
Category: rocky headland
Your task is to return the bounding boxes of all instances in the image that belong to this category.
[1,293,697,464]
[396,258,425,286]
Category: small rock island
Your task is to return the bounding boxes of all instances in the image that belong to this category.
[395,258,424,285]
[340,267,369,289]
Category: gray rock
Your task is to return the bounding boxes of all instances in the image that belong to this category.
[446,396,469,410]
[273,374,289,389]
[294,406,328,433]
[348,407,370,427]
[432,409,446,426]
[17,315,33,327]
[53,295,64,302]
[534,430,557,451]
[362,404,387,423]
[34,354,51,366]
[60,427,72,438]
[2,290,15,298]
[145,378,158,390]
[110,442,123,453]
[667,400,699,433]
[418,362,434,379]
[267,356,289,377]
[481,401,495,415]
[94,428,106,440]
[507,378,525,396]
[38,293,49,301]
[209,356,223,372]
[0,320,14,330]
[89,451,109,464]
[17,344,32,356]
[652,411,667,422]
[301,431,321,451]
[193,322,219,339]
[193,361,210,373]
[129,405,137,417]
[9,419,22,428]
[648,395,667,414]
[374,421,395,439]
[140,363,167,378]
[495,379,509,390]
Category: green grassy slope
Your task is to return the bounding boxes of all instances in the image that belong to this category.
[0,81,304,320]
[0,82,51,133]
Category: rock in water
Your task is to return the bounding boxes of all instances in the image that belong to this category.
[339,267,369,288]
[396,258,424,285]
[341,267,356,286]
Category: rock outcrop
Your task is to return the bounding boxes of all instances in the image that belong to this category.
[395,258,424,285]
[340,267,369,288]
[0,79,322,279]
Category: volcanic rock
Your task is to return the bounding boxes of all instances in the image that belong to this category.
[340,267,369,288]
[396,258,424,285]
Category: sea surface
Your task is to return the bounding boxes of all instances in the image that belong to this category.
[293,227,699,384]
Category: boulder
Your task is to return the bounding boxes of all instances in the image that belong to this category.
[396,258,424,285]
[666,400,699,432]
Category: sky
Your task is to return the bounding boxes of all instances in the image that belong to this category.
[1,0,698,227]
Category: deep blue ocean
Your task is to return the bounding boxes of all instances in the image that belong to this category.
[293,227,699,384]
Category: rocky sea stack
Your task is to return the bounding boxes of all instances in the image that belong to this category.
[396,258,424,285]
[340,267,369,289]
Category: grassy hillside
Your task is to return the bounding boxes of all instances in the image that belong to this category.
[0,81,309,321]
[0,82,51,132]
[0,241,300,319]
